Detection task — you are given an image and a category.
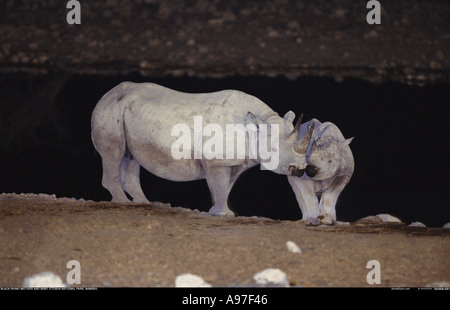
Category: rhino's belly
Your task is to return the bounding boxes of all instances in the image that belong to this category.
[122,105,203,181]
[128,139,205,181]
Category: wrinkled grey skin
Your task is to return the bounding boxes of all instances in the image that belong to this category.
[91,82,314,216]
[287,119,354,225]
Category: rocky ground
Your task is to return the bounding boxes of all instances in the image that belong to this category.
[0,0,448,85]
[1,193,449,288]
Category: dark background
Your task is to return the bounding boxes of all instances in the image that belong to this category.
[0,73,448,226]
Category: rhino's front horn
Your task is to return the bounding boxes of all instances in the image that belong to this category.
[288,113,303,142]
[294,123,315,154]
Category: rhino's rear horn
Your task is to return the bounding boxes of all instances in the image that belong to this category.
[295,123,315,154]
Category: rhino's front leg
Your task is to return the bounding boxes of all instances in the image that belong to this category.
[319,175,351,225]
[204,165,235,216]
[287,176,320,225]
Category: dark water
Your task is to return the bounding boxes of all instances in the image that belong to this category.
[0,73,448,226]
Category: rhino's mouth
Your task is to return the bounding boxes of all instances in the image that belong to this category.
[289,166,305,177]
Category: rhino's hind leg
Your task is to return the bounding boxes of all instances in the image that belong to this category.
[100,154,131,203]
[94,133,130,202]
[205,166,235,216]
[120,155,149,203]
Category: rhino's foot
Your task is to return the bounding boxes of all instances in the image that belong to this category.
[111,196,131,203]
[208,205,235,216]
[319,215,335,226]
[305,216,335,226]
[305,217,321,226]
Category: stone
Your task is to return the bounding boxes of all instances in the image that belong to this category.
[286,241,302,254]
[23,272,65,287]
[408,221,426,227]
[175,273,212,287]
[376,214,402,223]
[253,268,289,287]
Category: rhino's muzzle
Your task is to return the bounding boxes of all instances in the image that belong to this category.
[305,165,318,177]
[291,167,305,177]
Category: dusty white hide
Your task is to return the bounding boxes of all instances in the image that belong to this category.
[287,119,354,225]
[91,82,314,215]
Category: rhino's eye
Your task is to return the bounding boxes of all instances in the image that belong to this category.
[328,160,332,164]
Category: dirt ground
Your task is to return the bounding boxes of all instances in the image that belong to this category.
[0,193,449,288]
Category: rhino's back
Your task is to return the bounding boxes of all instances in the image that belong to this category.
[114,82,274,125]
[101,82,275,159]
[317,121,346,141]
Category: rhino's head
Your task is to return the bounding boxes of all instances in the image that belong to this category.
[305,135,353,180]
[271,112,315,176]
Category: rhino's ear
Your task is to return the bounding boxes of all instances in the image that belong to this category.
[341,137,354,146]
[245,112,259,130]
[283,110,295,123]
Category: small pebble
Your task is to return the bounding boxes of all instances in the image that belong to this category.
[286,241,302,254]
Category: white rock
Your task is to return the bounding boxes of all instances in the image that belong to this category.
[286,241,302,254]
[253,268,289,287]
[175,273,212,287]
[425,281,450,287]
[376,214,402,223]
[23,272,66,287]
[357,215,383,223]
[408,221,426,227]
[443,222,450,228]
